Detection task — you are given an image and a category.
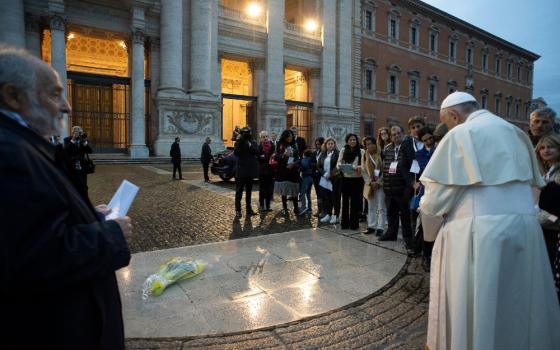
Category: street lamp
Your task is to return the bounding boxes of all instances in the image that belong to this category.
[246,3,262,17]
[304,19,318,33]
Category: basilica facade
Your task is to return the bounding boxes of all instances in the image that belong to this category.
[0,0,538,157]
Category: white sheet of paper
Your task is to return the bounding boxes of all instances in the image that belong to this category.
[319,176,333,191]
[389,161,398,174]
[106,180,140,220]
[373,169,380,177]
[410,160,421,174]
[287,156,294,165]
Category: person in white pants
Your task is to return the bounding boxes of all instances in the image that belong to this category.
[361,137,385,234]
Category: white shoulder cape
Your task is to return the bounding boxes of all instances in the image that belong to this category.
[420,110,544,187]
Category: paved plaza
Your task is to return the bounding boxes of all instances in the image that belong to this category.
[88,164,428,349]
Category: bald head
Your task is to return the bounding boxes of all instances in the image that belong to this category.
[0,46,70,137]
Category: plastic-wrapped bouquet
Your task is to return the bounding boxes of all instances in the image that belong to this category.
[142,257,204,299]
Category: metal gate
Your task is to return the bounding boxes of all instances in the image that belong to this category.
[286,100,313,144]
[67,72,130,153]
[222,93,258,147]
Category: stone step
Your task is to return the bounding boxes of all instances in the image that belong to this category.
[90,154,198,164]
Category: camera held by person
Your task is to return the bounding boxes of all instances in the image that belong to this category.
[239,126,253,142]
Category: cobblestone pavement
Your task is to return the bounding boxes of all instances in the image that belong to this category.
[88,164,317,253]
[88,164,428,349]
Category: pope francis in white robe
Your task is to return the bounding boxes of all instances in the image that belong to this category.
[420,92,560,350]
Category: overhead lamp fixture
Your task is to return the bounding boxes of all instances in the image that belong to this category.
[246,3,262,17]
[304,19,318,32]
[67,32,75,40]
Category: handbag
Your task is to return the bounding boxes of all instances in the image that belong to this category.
[268,154,278,171]
[83,153,96,174]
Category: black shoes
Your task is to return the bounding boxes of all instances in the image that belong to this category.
[246,209,258,216]
[363,228,376,235]
[378,234,397,241]
[375,229,384,236]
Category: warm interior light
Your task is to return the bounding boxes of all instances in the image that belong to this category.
[67,33,75,40]
[304,19,318,32]
[246,3,262,17]
[119,40,127,49]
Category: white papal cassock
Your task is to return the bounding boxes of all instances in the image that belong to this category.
[420,109,560,350]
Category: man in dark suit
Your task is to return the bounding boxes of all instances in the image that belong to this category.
[201,136,212,182]
[0,47,132,350]
[291,125,306,157]
[270,131,278,148]
[379,125,416,251]
[234,127,259,218]
[170,136,182,180]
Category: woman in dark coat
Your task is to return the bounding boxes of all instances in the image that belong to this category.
[257,130,275,212]
[337,133,365,230]
[318,137,341,224]
[274,129,300,215]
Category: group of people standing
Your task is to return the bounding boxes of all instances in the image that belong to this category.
[229,117,447,266]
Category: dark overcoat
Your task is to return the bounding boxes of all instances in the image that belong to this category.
[0,113,131,350]
[234,139,259,178]
[170,141,182,164]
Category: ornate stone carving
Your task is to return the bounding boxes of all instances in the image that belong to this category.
[267,117,284,136]
[49,15,66,32]
[132,30,144,45]
[322,123,351,146]
[164,111,214,135]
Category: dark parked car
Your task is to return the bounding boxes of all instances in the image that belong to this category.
[211,148,236,181]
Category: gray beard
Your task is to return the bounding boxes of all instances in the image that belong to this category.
[26,97,66,139]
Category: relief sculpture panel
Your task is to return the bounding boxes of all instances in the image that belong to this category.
[164,111,214,135]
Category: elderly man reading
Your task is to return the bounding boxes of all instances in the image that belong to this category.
[0,47,132,349]
[420,92,560,350]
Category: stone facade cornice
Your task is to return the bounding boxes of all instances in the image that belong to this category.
[394,0,539,61]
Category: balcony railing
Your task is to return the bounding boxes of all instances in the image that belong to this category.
[284,21,321,40]
[219,5,266,26]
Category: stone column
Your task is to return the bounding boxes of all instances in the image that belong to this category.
[129,5,149,158]
[49,15,68,137]
[189,0,213,97]
[337,0,352,111]
[308,69,321,140]
[210,0,220,97]
[318,0,336,116]
[149,37,160,145]
[0,0,25,48]
[263,0,286,135]
[159,0,184,97]
[129,30,149,158]
[25,15,41,57]
[253,59,266,133]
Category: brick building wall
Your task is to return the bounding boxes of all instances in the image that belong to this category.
[359,0,538,136]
